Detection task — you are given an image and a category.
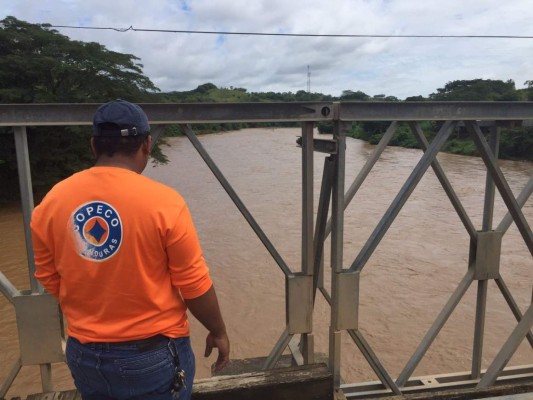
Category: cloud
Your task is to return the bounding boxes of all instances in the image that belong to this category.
[2,0,533,98]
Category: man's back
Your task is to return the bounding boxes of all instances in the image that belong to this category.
[31,165,212,343]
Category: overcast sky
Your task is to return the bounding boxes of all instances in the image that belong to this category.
[2,0,533,99]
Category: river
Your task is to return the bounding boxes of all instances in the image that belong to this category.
[1,128,531,398]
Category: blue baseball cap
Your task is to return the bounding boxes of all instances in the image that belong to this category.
[93,100,150,137]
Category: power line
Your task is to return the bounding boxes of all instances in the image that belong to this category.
[48,24,533,39]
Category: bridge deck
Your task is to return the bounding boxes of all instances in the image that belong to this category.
[23,387,533,400]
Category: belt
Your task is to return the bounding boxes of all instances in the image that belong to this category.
[113,334,170,352]
[75,334,170,352]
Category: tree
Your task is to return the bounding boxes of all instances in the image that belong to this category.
[405,95,427,101]
[195,83,218,94]
[499,127,533,161]
[522,80,533,101]
[340,90,370,101]
[372,94,399,102]
[0,17,160,201]
[429,79,521,101]
[0,16,158,103]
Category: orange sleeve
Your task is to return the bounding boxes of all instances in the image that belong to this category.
[166,203,212,299]
[30,208,61,298]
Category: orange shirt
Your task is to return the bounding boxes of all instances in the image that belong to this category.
[31,166,212,343]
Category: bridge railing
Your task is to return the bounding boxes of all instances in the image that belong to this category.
[0,101,531,398]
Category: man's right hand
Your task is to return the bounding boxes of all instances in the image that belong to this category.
[184,285,230,373]
[205,331,230,372]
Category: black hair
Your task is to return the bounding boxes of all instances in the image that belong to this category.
[92,123,149,157]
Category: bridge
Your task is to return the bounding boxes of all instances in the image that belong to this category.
[0,102,532,399]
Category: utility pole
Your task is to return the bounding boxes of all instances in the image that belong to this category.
[307,65,311,93]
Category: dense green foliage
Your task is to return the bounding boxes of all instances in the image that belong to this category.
[160,84,335,135]
[1,17,531,203]
[338,79,532,161]
[0,17,160,201]
[344,120,532,161]
[0,17,158,103]
[429,79,523,101]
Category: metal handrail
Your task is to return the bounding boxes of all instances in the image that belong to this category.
[1,101,531,398]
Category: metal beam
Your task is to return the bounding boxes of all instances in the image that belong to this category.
[348,329,401,395]
[320,287,332,306]
[343,365,533,398]
[331,121,348,274]
[472,280,489,379]
[288,335,304,366]
[339,101,533,121]
[396,268,475,387]
[0,358,22,399]
[478,304,533,388]
[313,156,334,304]
[0,272,19,304]
[296,136,338,154]
[149,124,166,151]
[409,122,477,241]
[496,278,533,347]
[330,119,348,389]
[0,102,334,126]
[40,364,53,393]
[4,102,533,126]
[301,122,314,276]
[481,127,499,231]
[330,328,342,388]
[13,126,41,294]
[301,122,315,364]
[350,120,458,272]
[472,127,499,379]
[467,121,533,256]
[262,328,293,370]
[497,177,533,234]
[325,121,398,237]
[299,333,315,365]
[181,124,292,277]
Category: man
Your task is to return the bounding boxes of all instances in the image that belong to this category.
[31,100,229,400]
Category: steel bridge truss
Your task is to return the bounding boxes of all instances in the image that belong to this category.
[0,102,532,398]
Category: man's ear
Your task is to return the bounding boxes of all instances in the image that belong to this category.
[90,137,97,157]
[143,135,152,155]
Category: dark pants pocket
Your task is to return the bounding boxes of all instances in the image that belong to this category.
[114,346,176,398]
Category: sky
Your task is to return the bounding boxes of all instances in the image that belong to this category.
[2,0,533,99]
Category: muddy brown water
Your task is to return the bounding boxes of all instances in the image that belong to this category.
[1,128,531,398]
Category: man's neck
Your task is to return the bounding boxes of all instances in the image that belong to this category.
[94,155,143,174]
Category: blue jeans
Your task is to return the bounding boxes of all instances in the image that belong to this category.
[66,336,195,400]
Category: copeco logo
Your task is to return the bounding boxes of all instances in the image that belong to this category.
[72,201,123,261]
